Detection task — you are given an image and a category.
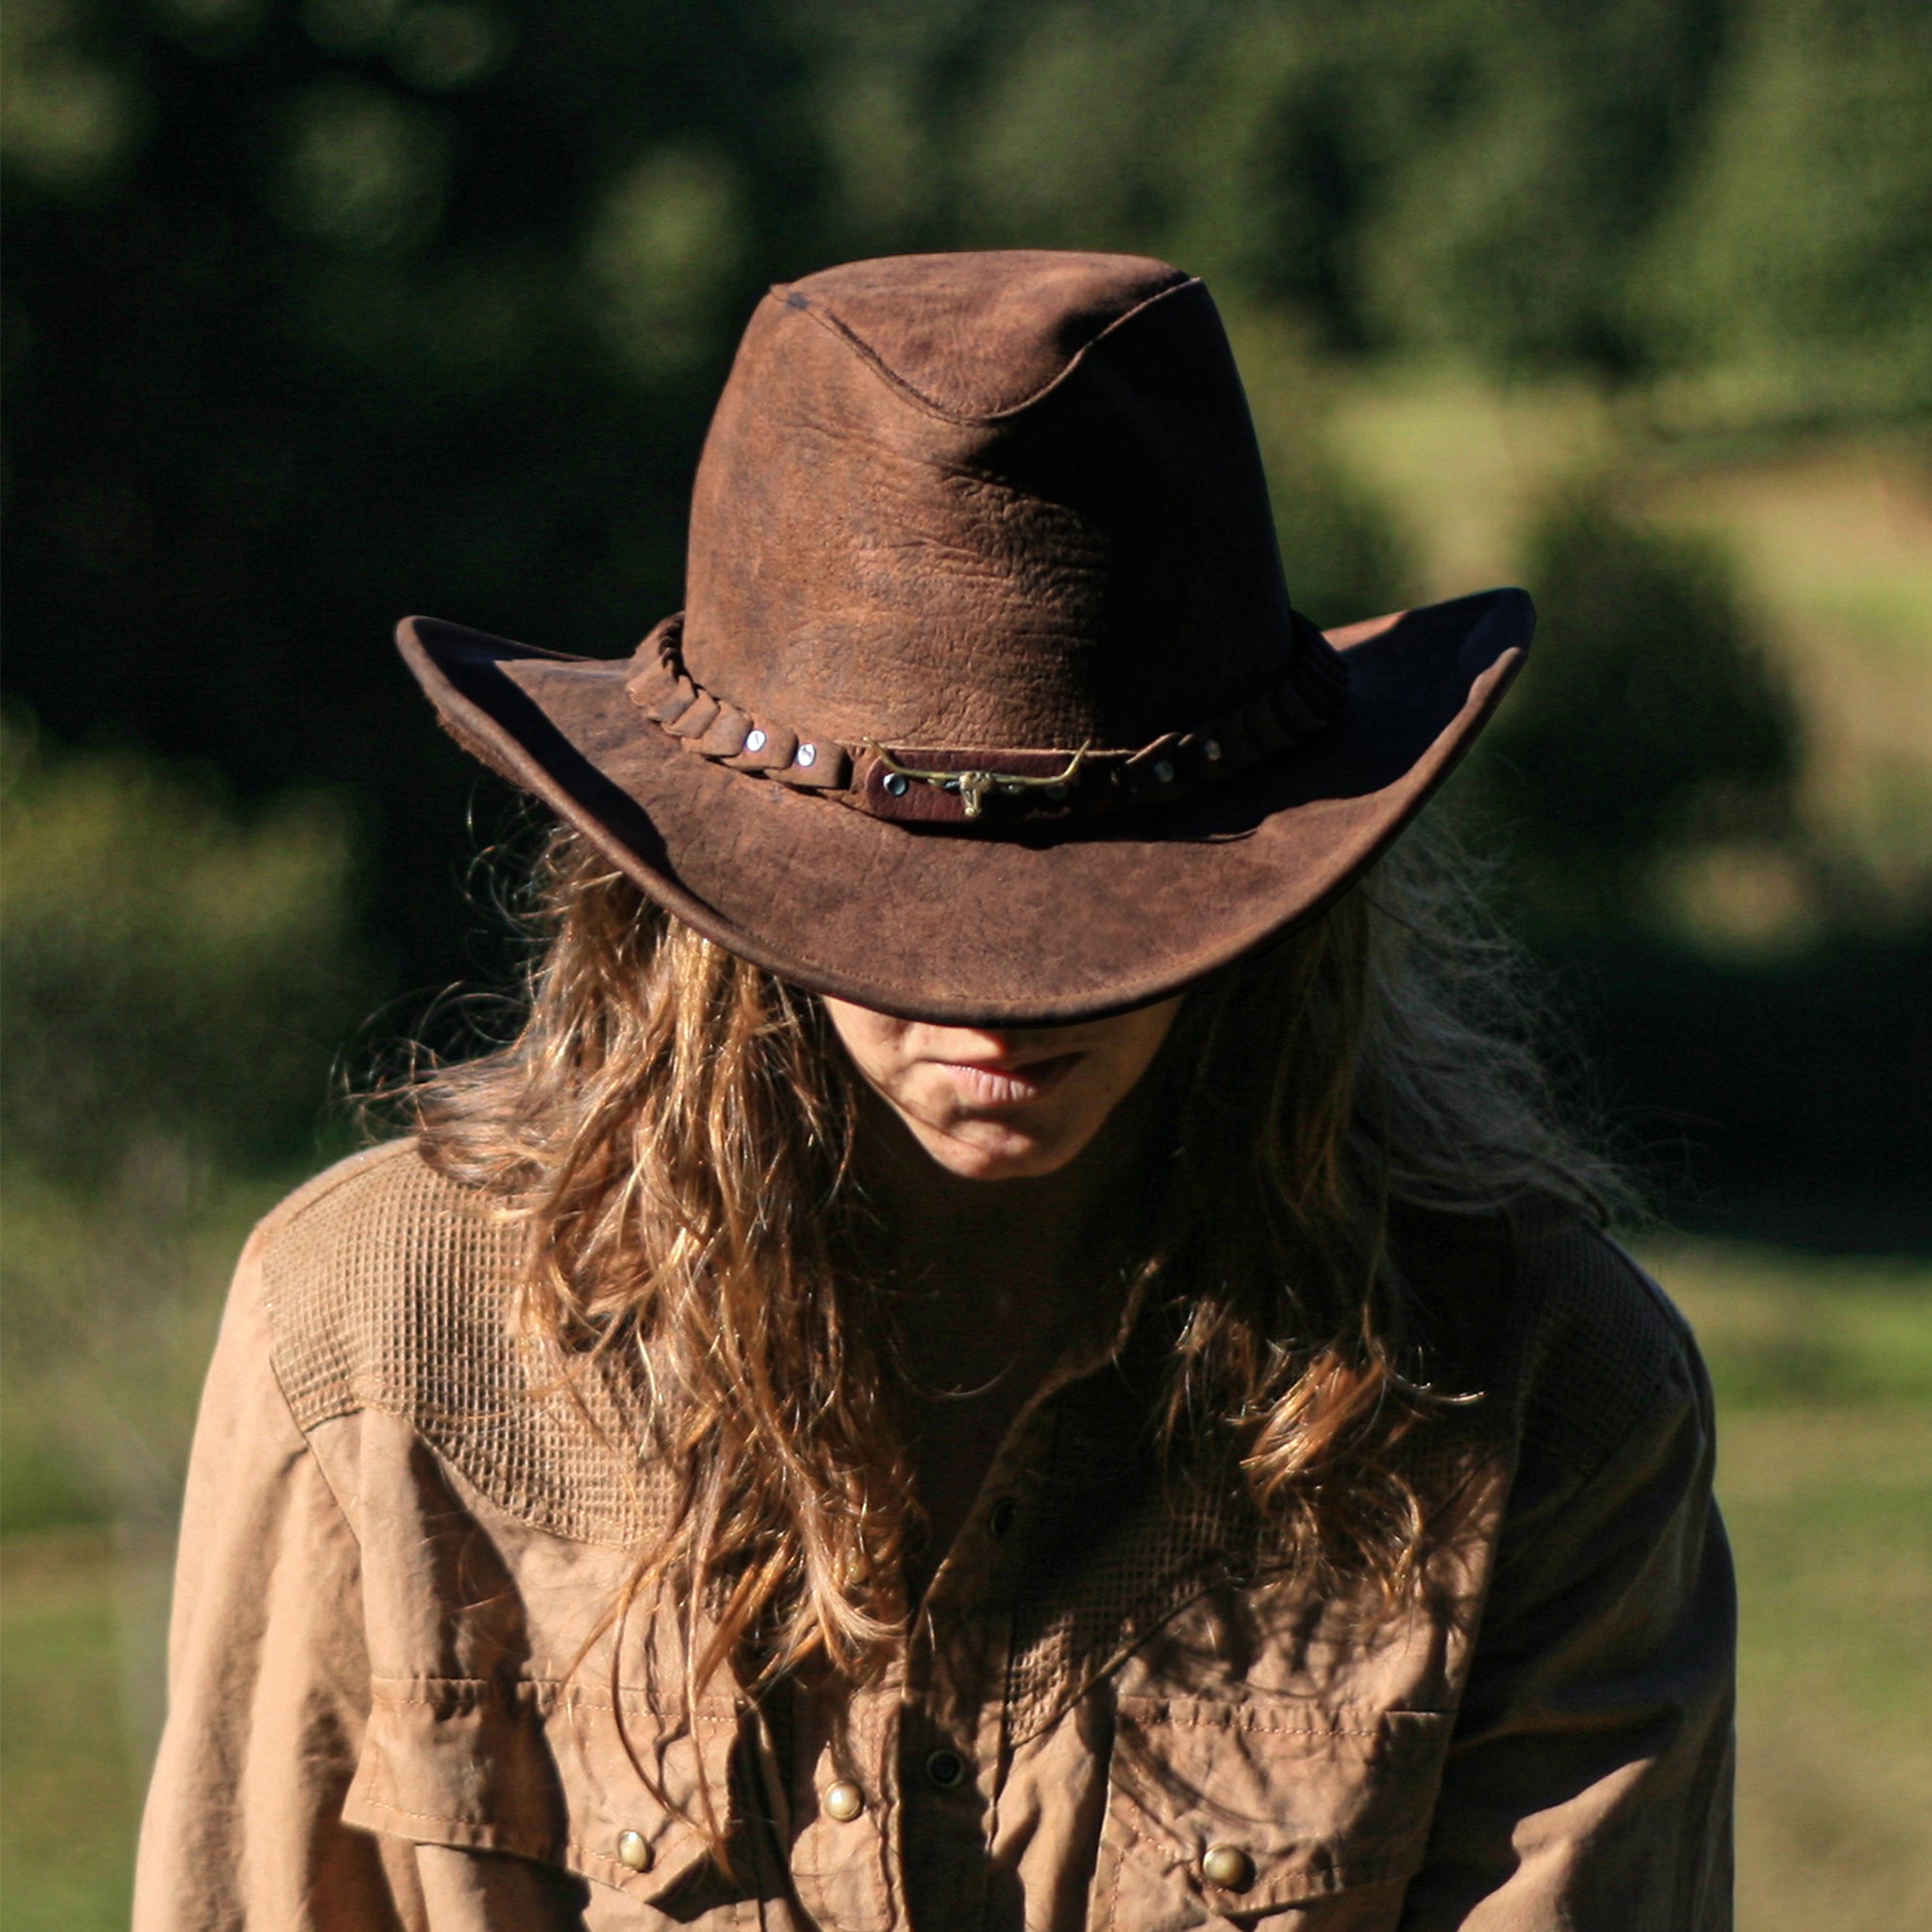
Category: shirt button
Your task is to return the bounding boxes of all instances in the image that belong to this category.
[615,1829,654,1873]
[988,1496,1018,1540]
[924,1747,969,1790]
[1202,1842,1256,1892]
[823,1778,865,1822]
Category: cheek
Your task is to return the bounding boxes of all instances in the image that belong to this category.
[1091,1003,1183,1104]
[822,1000,911,1094]
[1071,1049,1152,1130]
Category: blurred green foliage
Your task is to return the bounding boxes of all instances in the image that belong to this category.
[1635,0,1932,427]
[1479,489,1800,933]
[0,714,371,1185]
[1,716,366,1535]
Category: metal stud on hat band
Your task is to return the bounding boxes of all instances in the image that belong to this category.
[624,612,1349,828]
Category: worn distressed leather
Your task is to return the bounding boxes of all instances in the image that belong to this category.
[136,1141,1734,1929]
[393,253,1536,1028]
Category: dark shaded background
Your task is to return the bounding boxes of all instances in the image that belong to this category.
[6,0,1929,1226]
[5,12,1932,1924]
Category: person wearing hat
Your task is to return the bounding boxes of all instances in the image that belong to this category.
[136,253,1733,1929]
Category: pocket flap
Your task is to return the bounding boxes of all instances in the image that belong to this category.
[343,1675,741,1902]
[1106,1697,1451,1917]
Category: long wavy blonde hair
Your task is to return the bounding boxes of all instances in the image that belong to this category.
[402,814,1618,1764]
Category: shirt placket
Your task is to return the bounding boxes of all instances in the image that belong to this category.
[786,1305,1147,1931]
[893,1404,1058,1932]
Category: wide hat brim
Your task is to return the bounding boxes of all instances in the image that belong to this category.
[398,588,1530,1025]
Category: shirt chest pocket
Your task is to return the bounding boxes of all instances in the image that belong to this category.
[342,1675,746,1918]
[1093,1696,1452,1930]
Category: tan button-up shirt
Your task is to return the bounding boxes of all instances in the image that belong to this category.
[135,1141,1733,1929]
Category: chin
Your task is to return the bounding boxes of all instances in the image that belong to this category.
[926,1128,1078,1182]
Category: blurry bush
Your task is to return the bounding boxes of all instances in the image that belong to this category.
[1477,487,1802,941]
[1634,0,1932,429]
[1223,313,1416,627]
[1,715,374,1534]
[1466,489,1930,1219]
[1,713,372,1186]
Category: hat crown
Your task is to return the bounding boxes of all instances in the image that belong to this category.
[680,250,1306,752]
[774,249,1191,419]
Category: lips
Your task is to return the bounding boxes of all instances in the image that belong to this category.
[937,1051,1083,1108]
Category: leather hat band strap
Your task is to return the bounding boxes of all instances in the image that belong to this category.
[625,615,1348,827]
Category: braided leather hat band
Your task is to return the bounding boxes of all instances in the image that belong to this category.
[625,613,1350,827]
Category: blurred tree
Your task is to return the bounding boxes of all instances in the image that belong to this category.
[1478,487,1799,933]
[0,716,375,1538]
[785,0,1736,371]
[1222,312,1414,626]
[0,713,373,1185]
[1,0,805,1008]
[1346,0,1728,374]
[1632,0,1932,425]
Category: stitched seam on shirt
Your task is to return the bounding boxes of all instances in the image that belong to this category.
[1111,1807,1184,1868]
[354,1796,504,1830]
[254,1139,420,1246]
[253,1298,371,1568]
[349,1797,654,1893]
[349,1794,568,1869]
[1108,1804,1414,1905]
[1121,1716,1381,1737]
[369,1679,739,1721]
[1104,1843,1125,1932]
[259,1147,663,1546]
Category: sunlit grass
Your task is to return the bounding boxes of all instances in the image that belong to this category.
[1642,1241,1932,1932]
[0,1533,146,1932]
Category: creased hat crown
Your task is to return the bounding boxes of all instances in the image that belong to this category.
[396,247,1533,1024]
[680,250,1309,754]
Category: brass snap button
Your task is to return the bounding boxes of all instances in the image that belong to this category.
[822,1778,865,1822]
[615,1829,653,1873]
[1202,1842,1255,1892]
[987,1496,1018,1540]
[924,1747,968,1790]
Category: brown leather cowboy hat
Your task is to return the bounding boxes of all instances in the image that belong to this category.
[398,250,1531,1025]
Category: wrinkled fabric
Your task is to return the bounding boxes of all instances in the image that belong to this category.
[136,1141,1734,1930]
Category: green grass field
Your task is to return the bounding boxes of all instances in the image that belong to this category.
[2,1236,1926,1928]
[1641,1242,1932,1931]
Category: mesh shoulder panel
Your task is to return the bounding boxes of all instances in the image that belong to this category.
[1510,1208,1690,1477]
[258,1141,658,1547]
[1004,1369,1255,1742]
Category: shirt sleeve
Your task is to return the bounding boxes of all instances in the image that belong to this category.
[1398,1294,1737,1931]
[133,1228,415,1932]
